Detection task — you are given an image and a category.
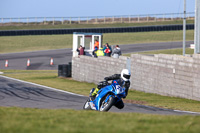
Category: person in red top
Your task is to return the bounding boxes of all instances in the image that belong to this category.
[94,40,99,50]
[76,45,85,57]
[104,46,111,56]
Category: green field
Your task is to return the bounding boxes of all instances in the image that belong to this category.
[0,107,200,133]
[123,48,195,56]
[0,20,194,30]
[0,30,194,54]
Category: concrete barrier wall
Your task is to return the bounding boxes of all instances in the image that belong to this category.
[72,56,128,84]
[72,54,200,101]
[131,54,200,101]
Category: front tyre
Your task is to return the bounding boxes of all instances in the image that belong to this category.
[99,95,115,112]
[83,99,91,110]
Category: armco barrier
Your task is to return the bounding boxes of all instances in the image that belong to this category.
[0,24,194,36]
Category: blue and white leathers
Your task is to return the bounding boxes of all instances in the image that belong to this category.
[83,80,126,112]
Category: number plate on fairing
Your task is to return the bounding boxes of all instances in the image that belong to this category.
[116,85,124,94]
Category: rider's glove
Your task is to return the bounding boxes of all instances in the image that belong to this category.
[104,77,109,81]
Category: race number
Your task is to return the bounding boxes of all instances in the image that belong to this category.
[116,85,124,94]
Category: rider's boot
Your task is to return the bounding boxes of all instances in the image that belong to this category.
[89,88,96,101]
[89,87,99,101]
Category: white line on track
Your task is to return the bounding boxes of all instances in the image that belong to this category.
[173,110,200,115]
[0,75,84,97]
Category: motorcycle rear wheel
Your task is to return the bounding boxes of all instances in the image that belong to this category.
[99,95,115,112]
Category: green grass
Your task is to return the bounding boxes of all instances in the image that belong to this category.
[123,48,194,56]
[0,107,200,133]
[0,20,194,30]
[1,70,200,112]
[0,30,194,54]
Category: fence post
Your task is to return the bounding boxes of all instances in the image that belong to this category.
[104,16,106,24]
[138,15,140,22]
[87,17,89,24]
[26,17,28,24]
[121,16,123,23]
[78,17,80,24]
[163,14,165,21]
[53,17,55,25]
[62,17,64,24]
[96,16,98,23]
[112,16,114,23]
[1,18,3,23]
[129,15,131,23]
[44,17,46,24]
[147,15,149,22]
[70,17,71,24]
[154,15,157,21]
[18,17,20,23]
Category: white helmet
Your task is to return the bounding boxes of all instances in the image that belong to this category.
[121,69,131,81]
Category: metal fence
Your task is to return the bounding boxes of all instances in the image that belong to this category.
[0,12,195,25]
[0,24,194,36]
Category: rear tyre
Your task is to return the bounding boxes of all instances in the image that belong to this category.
[99,95,115,112]
[83,99,91,110]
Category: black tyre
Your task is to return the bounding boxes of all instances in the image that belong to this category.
[99,95,115,112]
[83,99,91,110]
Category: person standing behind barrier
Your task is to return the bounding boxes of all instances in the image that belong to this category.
[103,43,112,56]
[112,45,121,58]
[94,40,99,50]
[104,46,111,57]
[77,45,85,56]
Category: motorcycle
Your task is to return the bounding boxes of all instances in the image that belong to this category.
[83,80,126,112]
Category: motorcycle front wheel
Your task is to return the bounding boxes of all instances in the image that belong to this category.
[83,99,92,110]
[99,95,115,112]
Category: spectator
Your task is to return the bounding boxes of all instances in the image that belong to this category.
[112,45,121,58]
[76,45,85,56]
[94,40,99,50]
[104,46,111,57]
[103,43,112,56]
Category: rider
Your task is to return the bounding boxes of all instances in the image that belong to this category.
[90,69,131,109]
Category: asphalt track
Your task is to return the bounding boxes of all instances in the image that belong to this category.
[0,75,199,115]
[0,41,193,70]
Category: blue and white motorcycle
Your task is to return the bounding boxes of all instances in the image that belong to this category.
[83,80,126,112]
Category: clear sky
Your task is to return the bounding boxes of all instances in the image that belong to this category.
[0,0,196,18]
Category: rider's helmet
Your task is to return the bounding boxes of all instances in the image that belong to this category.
[121,69,131,81]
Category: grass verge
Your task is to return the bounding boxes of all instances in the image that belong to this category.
[123,48,194,56]
[0,30,194,54]
[0,107,200,133]
[1,70,200,112]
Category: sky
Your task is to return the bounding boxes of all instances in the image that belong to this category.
[0,0,196,18]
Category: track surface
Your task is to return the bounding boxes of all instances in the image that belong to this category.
[0,41,193,70]
[0,75,199,115]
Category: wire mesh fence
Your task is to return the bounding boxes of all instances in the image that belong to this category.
[0,12,194,25]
